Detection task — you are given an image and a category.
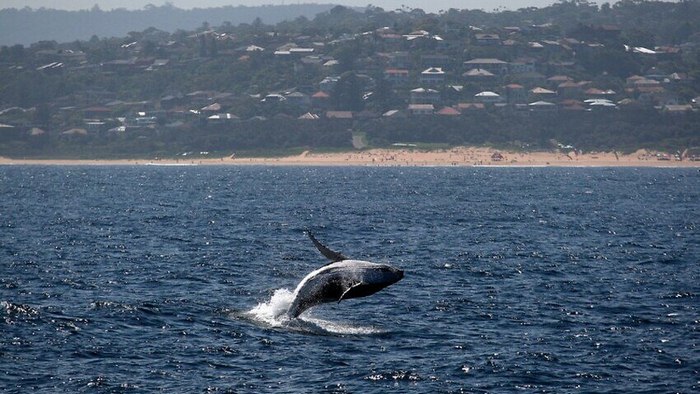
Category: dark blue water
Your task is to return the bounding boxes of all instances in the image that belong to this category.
[1,166,698,393]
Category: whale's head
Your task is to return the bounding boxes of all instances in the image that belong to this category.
[335,260,404,299]
[375,264,404,285]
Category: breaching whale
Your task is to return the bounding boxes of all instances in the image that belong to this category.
[286,233,404,319]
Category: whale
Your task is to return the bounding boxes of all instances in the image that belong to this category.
[286,233,404,319]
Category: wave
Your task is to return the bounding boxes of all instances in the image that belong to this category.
[247,288,295,327]
[244,289,385,335]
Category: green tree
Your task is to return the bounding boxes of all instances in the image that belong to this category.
[333,71,364,111]
[332,40,361,73]
[623,28,655,48]
[34,102,51,128]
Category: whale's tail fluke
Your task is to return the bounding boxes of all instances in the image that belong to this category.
[306,231,347,263]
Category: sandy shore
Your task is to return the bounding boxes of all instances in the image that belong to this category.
[1,147,698,167]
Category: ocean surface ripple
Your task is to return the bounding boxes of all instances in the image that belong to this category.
[1,166,698,393]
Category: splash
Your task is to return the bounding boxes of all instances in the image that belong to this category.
[246,289,386,335]
[247,288,294,327]
[300,317,386,335]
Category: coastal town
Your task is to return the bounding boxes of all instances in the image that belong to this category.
[0,2,699,158]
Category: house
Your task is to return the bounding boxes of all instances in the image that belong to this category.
[84,120,107,133]
[541,40,567,54]
[457,103,486,112]
[101,58,138,73]
[36,62,65,73]
[626,75,663,91]
[662,104,694,115]
[502,39,519,48]
[82,106,112,118]
[530,87,557,101]
[385,51,411,68]
[36,49,87,65]
[464,58,508,75]
[557,81,584,98]
[311,91,331,109]
[285,91,311,108]
[244,45,264,52]
[408,104,434,116]
[29,127,46,136]
[474,91,502,104]
[692,96,700,109]
[201,103,222,114]
[384,68,410,85]
[527,41,545,52]
[420,67,446,85]
[444,85,464,102]
[463,68,496,85]
[160,94,186,110]
[586,99,617,111]
[186,90,215,107]
[298,112,321,120]
[62,128,88,136]
[631,77,663,91]
[207,113,239,124]
[474,33,501,46]
[404,30,431,40]
[505,84,527,103]
[509,59,536,74]
[528,100,557,111]
[211,92,236,106]
[382,109,406,118]
[131,115,158,127]
[274,43,297,56]
[655,46,682,61]
[376,27,402,41]
[289,47,315,56]
[547,75,573,88]
[147,59,169,71]
[410,88,441,105]
[644,90,678,107]
[323,59,339,68]
[436,106,461,116]
[326,111,353,119]
[300,55,324,66]
[261,94,286,103]
[585,88,617,100]
[560,99,587,111]
[319,76,340,93]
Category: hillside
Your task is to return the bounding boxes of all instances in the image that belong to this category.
[1,1,700,158]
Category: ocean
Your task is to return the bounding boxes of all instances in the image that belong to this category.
[1,166,698,393]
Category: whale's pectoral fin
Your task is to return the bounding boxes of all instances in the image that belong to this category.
[338,282,363,303]
[307,231,347,263]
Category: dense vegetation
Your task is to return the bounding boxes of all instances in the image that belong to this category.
[1,0,699,158]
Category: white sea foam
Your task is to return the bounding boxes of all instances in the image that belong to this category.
[300,317,385,335]
[247,288,386,335]
[248,288,294,327]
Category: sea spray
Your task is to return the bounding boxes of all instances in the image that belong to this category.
[247,289,385,335]
[248,288,294,326]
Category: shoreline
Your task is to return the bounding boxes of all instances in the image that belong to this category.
[1,147,699,168]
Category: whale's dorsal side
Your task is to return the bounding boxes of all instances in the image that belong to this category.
[307,232,347,263]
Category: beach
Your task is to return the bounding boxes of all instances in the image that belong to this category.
[1,147,698,167]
